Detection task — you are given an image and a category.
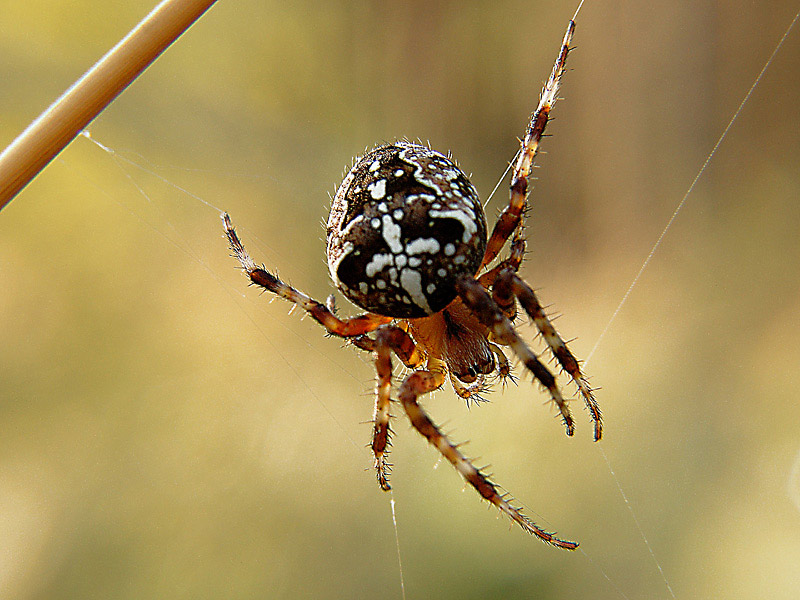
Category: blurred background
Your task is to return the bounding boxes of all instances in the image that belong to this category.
[1,1,799,598]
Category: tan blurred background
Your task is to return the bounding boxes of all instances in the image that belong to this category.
[1,1,799,598]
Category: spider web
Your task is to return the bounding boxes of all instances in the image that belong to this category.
[1,2,799,599]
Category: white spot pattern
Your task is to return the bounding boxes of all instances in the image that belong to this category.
[400,269,431,313]
[365,253,394,277]
[381,215,403,253]
[369,179,387,200]
[405,238,440,255]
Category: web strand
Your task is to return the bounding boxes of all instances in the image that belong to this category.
[582,7,800,600]
[389,494,407,600]
[586,8,800,366]
[79,130,368,451]
[599,446,676,599]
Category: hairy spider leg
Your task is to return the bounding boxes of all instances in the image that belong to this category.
[481,20,574,269]
[223,213,392,337]
[224,214,437,491]
[372,329,395,490]
[455,276,576,437]
[370,327,426,490]
[478,230,525,292]
[349,330,423,369]
[396,359,577,549]
[496,270,603,441]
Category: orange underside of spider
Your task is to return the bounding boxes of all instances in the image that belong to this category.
[222,19,601,550]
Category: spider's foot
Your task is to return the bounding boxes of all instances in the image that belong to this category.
[555,356,602,441]
[495,490,578,549]
[371,427,393,490]
[513,511,579,550]
[477,472,577,550]
[576,376,603,441]
[526,365,574,437]
[375,458,392,491]
[371,415,394,491]
[557,402,576,437]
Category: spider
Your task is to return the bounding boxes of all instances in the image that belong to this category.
[222,19,600,550]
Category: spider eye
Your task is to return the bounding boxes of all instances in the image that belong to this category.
[326,142,488,318]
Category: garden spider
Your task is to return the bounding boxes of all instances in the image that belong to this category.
[222,19,600,550]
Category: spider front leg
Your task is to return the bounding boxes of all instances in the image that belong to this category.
[454,276,576,436]
[223,213,392,337]
[481,20,574,268]
[494,269,603,440]
[396,359,577,549]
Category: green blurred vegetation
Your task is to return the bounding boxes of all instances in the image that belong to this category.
[1,1,799,599]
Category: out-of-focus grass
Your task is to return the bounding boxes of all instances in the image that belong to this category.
[1,1,799,599]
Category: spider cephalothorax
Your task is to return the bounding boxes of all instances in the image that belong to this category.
[223,19,601,550]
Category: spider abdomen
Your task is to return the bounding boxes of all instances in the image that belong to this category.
[326,142,487,318]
